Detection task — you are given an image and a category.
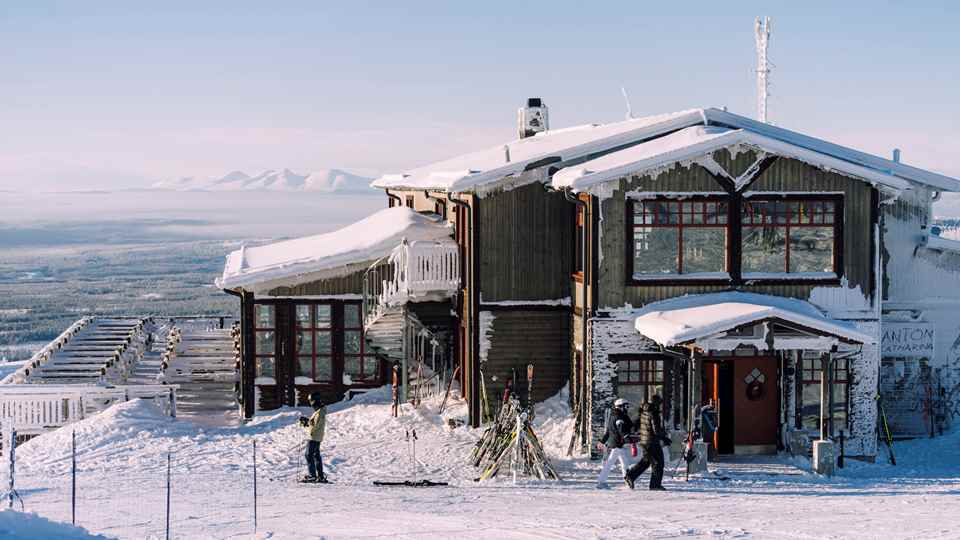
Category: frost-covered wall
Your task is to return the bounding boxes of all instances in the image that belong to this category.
[847,321,880,458]
[588,310,659,459]
[882,186,960,434]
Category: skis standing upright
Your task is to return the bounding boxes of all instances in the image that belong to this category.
[876,395,896,465]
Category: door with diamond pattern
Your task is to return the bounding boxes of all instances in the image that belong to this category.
[732,357,779,453]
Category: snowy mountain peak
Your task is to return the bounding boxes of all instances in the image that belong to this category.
[151,168,375,192]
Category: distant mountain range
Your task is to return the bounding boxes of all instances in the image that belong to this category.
[151,168,375,192]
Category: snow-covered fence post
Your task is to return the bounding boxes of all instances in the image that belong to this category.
[252,439,258,532]
[168,387,177,419]
[71,430,76,525]
[165,452,171,540]
[7,429,16,509]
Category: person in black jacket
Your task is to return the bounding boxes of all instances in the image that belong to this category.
[625,394,669,490]
[596,398,634,488]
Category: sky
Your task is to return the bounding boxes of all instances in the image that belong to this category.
[1,1,958,191]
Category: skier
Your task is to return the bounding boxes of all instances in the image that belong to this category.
[625,394,670,491]
[298,392,328,483]
[596,398,634,488]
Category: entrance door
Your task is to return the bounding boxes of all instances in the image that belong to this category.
[732,357,779,453]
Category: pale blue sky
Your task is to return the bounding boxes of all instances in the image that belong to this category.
[1,1,958,190]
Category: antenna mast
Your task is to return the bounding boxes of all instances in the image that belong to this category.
[621,87,634,120]
[755,16,772,123]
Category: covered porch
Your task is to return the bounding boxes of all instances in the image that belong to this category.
[595,291,877,472]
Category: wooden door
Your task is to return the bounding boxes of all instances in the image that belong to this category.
[732,357,779,451]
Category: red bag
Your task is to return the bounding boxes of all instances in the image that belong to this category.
[630,443,638,457]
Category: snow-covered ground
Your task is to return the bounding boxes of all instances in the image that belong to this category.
[0,509,114,540]
[7,389,960,539]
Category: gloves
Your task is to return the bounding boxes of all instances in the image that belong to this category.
[662,436,672,446]
[298,417,308,426]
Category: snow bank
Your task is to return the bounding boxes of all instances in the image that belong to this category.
[0,510,114,540]
[217,206,455,291]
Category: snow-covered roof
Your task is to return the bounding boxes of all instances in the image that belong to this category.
[217,206,454,291]
[553,125,913,193]
[632,291,876,347]
[371,109,707,193]
[374,106,960,194]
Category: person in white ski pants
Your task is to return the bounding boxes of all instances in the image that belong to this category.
[596,398,635,487]
[597,446,631,484]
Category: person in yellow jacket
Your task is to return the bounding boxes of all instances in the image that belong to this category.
[298,392,327,483]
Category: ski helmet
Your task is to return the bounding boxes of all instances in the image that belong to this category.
[614,398,629,409]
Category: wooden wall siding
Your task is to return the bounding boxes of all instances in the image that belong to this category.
[712,148,761,179]
[482,309,571,405]
[267,268,367,296]
[597,153,875,309]
[478,182,574,302]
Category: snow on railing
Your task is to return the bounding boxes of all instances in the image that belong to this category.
[0,384,178,437]
[3,317,94,385]
[363,239,459,329]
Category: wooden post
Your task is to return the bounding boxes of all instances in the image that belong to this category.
[827,351,835,438]
[819,352,829,440]
[71,430,76,525]
[689,349,700,432]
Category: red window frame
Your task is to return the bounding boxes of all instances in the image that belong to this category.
[629,197,730,276]
[343,303,378,382]
[741,196,842,275]
[253,304,276,378]
[295,303,334,383]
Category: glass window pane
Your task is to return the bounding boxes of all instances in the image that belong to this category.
[316,357,333,382]
[344,304,361,328]
[295,305,312,327]
[634,227,679,275]
[789,226,834,273]
[255,304,274,328]
[682,228,727,273]
[256,357,275,378]
[364,357,380,379]
[316,305,332,328]
[297,331,313,355]
[316,332,332,354]
[297,356,313,378]
[742,226,786,273]
[345,357,362,377]
[255,331,274,355]
[344,331,362,354]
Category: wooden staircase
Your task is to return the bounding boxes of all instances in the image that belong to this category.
[162,328,239,425]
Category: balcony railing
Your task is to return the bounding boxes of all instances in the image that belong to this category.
[363,239,460,329]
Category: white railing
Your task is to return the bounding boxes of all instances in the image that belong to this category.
[0,384,178,437]
[2,317,94,384]
[363,239,460,328]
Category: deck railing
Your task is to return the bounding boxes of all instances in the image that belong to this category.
[0,384,178,438]
[362,239,459,329]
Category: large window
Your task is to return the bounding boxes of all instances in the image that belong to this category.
[295,304,333,383]
[254,304,276,379]
[742,198,839,276]
[799,352,849,433]
[616,356,665,421]
[631,199,728,278]
[343,304,378,382]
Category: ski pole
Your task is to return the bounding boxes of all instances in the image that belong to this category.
[296,431,304,482]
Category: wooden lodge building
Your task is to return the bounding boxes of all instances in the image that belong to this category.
[219,101,960,464]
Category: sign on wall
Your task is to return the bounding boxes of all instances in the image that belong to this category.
[881,322,936,358]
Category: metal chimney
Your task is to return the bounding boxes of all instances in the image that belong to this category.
[518,98,549,139]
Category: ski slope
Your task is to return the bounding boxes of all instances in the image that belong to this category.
[7,388,960,539]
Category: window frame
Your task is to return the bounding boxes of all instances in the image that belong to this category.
[253,304,277,380]
[740,194,843,279]
[797,352,850,434]
[626,196,732,285]
[624,193,845,286]
[342,303,379,383]
[294,303,334,384]
[613,355,669,422]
